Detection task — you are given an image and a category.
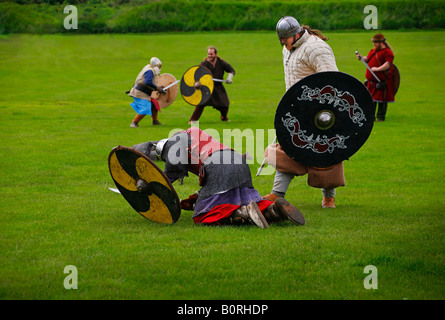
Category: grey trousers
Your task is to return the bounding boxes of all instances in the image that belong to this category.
[272,170,336,198]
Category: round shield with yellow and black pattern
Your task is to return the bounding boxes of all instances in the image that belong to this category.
[180,65,214,106]
[108,145,181,224]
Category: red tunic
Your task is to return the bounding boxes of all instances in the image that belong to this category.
[365,48,395,102]
[185,127,231,178]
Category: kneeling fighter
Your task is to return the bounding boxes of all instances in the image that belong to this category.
[132,127,305,228]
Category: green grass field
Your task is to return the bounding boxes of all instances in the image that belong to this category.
[0,30,444,300]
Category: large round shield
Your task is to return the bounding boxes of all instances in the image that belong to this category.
[275,71,374,168]
[180,65,214,106]
[150,73,178,108]
[108,145,181,224]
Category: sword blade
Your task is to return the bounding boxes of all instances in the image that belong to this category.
[256,158,269,177]
[356,51,381,83]
[212,78,227,83]
[163,79,180,91]
[256,136,277,176]
[360,59,381,83]
[109,187,121,194]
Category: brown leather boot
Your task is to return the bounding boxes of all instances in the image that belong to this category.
[263,204,285,223]
[273,197,305,225]
[322,197,336,208]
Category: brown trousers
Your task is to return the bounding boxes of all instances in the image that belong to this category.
[190,106,229,121]
[265,143,345,189]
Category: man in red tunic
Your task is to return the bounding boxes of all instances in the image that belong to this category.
[357,33,395,122]
[189,47,235,123]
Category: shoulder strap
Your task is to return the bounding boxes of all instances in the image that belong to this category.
[375,49,392,75]
[368,50,378,63]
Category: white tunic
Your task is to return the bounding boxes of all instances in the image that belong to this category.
[283,30,338,91]
[129,64,160,100]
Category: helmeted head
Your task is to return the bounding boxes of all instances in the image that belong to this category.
[276,16,302,46]
[150,57,162,68]
[155,138,169,160]
[150,57,162,76]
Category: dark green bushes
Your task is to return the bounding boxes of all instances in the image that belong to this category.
[0,0,444,34]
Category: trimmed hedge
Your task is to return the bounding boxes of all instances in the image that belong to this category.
[0,0,444,34]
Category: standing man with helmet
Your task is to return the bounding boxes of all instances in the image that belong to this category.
[188,46,235,123]
[128,57,165,127]
[356,33,395,122]
[262,16,345,209]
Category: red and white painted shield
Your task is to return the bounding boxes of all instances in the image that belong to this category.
[274,71,374,167]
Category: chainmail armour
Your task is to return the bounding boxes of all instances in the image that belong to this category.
[133,130,254,205]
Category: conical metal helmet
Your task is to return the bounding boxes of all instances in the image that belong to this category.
[150,57,162,67]
[276,16,302,45]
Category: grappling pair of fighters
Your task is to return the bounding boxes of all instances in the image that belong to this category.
[131,127,305,229]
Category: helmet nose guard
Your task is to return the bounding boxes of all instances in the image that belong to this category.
[276,16,302,45]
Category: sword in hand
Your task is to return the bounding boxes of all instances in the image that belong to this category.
[161,79,180,93]
[212,78,228,83]
[356,50,381,83]
[213,73,234,84]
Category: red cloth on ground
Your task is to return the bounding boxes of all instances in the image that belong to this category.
[193,200,274,225]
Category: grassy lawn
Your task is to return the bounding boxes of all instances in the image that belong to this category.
[0,30,444,300]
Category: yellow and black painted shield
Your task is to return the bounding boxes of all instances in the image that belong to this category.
[108,145,180,224]
[180,65,214,106]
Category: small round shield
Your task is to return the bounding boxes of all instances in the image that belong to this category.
[108,145,181,224]
[275,71,374,168]
[180,65,214,106]
[151,73,178,108]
